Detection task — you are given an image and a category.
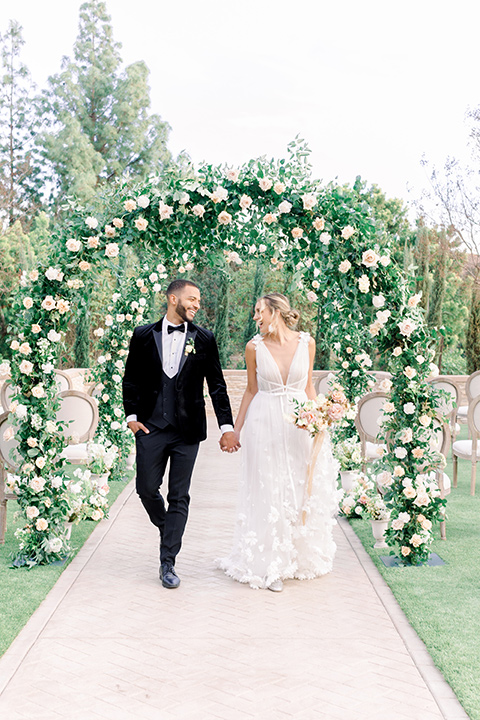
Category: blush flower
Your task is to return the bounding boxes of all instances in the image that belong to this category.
[291,227,303,239]
[339,260,351,273]
[358,275,370,293]
[135,218,148,231]
[273,182,285,194]
[312,217,325,231]
[301,193,317,210]
[159,201,174,219]
[105,243,120,258]
[218,210,232,225]
[278,200,292,214]
[341,226,355,239]
[361,249,379,267]
[398,319,417,337]
[239,194,253,210]
[259,177,273,191]
[124,199,137,212]
[192,204,205,218]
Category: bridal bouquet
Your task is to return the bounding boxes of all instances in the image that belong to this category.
[289,384,350,438]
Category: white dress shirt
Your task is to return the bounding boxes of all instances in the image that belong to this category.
[126,316,233,435]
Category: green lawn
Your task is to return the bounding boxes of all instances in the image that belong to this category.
[0,476,131,658]
[349,431,480,720]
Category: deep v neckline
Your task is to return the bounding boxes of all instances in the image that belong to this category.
[261,334,301,386]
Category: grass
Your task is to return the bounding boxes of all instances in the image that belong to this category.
[0,476,131,658]
[349,427,480,720]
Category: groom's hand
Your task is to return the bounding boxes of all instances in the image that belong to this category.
[219,431,240,453]
[128,421,150,435]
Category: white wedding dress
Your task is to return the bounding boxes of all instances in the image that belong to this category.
[216,332,340,589]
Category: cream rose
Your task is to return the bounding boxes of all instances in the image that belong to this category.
[135,218,149,231]
[35,457,46,469]
[273,182,285,194]
[105,243,120,258]
[408,293,422,307]
[312,217,325,231]
[85,216,98,229]
[23,297,33,309]
[79,261,91,272]
[398,319,417,337]
[31,384,45,399]
[226,169,240,182]
[56,299,70,314]
[66,238,82,252]
[218,210,232,225]
[159,201,174,219]
[41,296,56,311]
[210,187,228,203]
[291,227,303,239]
[19,359,34,375]
[419,415,431,427]
[306,290,318,303]
[339,260,351,274]
[192,204,205,218]
[124,199,137,212]
[358,275,370,293]
[392,346,403,357]
[239,194,253,210]
[301,193,317,210]
[263,213,277,225]
[341,225,355,240]
[112,218,124,229]
[259,177,273,191]
[26,506,39,519]
[36,518,48,531]
[372,294,385,308]
[278,200,292,214]
[361,249,379,267]
[137,194,150,208]
[403,486,416,499]
[404,366,416,380]
[87,236,100,249]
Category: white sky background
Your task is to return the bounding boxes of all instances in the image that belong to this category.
[2,0,480,211]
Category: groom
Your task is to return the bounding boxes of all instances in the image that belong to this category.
[123,279,239,588]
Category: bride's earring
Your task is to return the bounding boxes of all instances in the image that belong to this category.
[268,323,274,334]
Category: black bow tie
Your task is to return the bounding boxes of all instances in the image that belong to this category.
[167,324,185,334]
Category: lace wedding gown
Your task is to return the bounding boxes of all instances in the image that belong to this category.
[216,332,340,589]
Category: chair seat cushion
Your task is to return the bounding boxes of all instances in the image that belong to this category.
[365,441,386,459]
[457,405,468,418]
[60,443,88,463]
[452,440,480,459]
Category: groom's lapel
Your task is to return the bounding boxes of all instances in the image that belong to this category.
[152,319,164,367]
[177,326,197,378]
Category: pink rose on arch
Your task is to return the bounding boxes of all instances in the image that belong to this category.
[226,169,240,182]
[327,403,345,422]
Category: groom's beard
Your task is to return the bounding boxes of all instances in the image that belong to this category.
[176,301,190,323]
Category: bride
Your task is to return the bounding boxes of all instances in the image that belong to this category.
[216,293,340,592]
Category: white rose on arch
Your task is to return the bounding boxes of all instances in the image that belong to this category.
[341,226,355,240]
[398,318,417,337]
[159,201,174,219]
[372,294,385,308]
[338,260,351,273]
[361,249,379,268]
[278,200,292,214]
[358,275,370,293]
[301,193,317,210]
[66,238,82,252]
[137,195,150,208]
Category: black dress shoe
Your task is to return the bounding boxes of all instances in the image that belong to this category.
[160,563,180,589]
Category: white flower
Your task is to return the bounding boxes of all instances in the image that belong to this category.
[372,295,385,308]
[400,428,413,444]
[273,181,285,194]
[85,216,98,229]
[210,186,228,203]
[19,359,34,375]
[159,201,174,219]
[105,243,119,258]
[341,226,355,239]
[320,232,331,245]
[408,293,422,308]
[178,192,190,205]
[93,328,105,338]
[137,195,150,208]
[192,204,205,218]
[41,296,56,311]
[47,329,61,343]
[15,404,27,419]
[31,384,45,399]
[428,363,439,379]
[45,267,63,281]
[259,244,267,253]
[339,260,351,273]
[398,319,417,337]
[46,420,57,433]
[361,249,379,267]
[291,227,303,239]
[66,238,82,252]
[48,538,63,553]
[3,427,14,442]
[226,169,240,182]
[301,193,317,210]
[111,421,121,430]
[392,346,403,357]
[419,415,431,427]
[395,447,407,459]
[403,402,415,415]
[259,177,273,191]
[404,366,417,380]
[135,218,148,231]
[218,210,232,225]
[26,506,39,519]
[124,199,137,212]
[306,291,317,303]
[278,200,292,214]
[239,194,253,210]
[263,213,277,225]
[358,275,370,293]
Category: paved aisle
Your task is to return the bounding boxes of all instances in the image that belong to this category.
[0,420,467,720]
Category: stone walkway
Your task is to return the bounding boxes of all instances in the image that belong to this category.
[0,419,468,720]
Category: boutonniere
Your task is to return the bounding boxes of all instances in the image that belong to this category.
[185,338,196,356]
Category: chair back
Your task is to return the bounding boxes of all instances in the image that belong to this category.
[355,391,388,445]
[430,376,459,420]
[87,382,104,399]
[54,370,73,393]
[0,411,22,471]
[467,396,480,440]
[430,417,451,457]
[373,371,392,390]
[466,370,480,402]
[0,382,18,412]
[314,372,337,395]
[56,390,99,443]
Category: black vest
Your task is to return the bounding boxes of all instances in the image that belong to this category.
[148,371,177,429]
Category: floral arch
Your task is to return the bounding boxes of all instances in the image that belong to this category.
[2,141,445,567]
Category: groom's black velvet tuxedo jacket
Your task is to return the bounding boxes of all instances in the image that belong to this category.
[122,318,233,444]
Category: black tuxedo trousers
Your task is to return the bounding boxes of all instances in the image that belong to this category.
[135,422,199,566]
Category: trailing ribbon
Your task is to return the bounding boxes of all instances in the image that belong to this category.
[302,430,325,525]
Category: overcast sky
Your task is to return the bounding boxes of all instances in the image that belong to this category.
[2,0,479,211]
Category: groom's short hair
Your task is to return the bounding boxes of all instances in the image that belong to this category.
[166,279,200,298]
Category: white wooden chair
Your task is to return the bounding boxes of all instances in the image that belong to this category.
[0,381,18,413]
[54,370,73,392]
[452,395,480,495]
[354,391,388,470]
[57,390,99,464]
[430,376,459,446]
[373,371,392,391]
[314,372,337,395]
[0,411,21,544]
[457,370,480,428]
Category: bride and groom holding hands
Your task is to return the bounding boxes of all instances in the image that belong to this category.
[122,279,338,592]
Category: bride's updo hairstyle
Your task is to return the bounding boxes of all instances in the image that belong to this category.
[260,293,300,333]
